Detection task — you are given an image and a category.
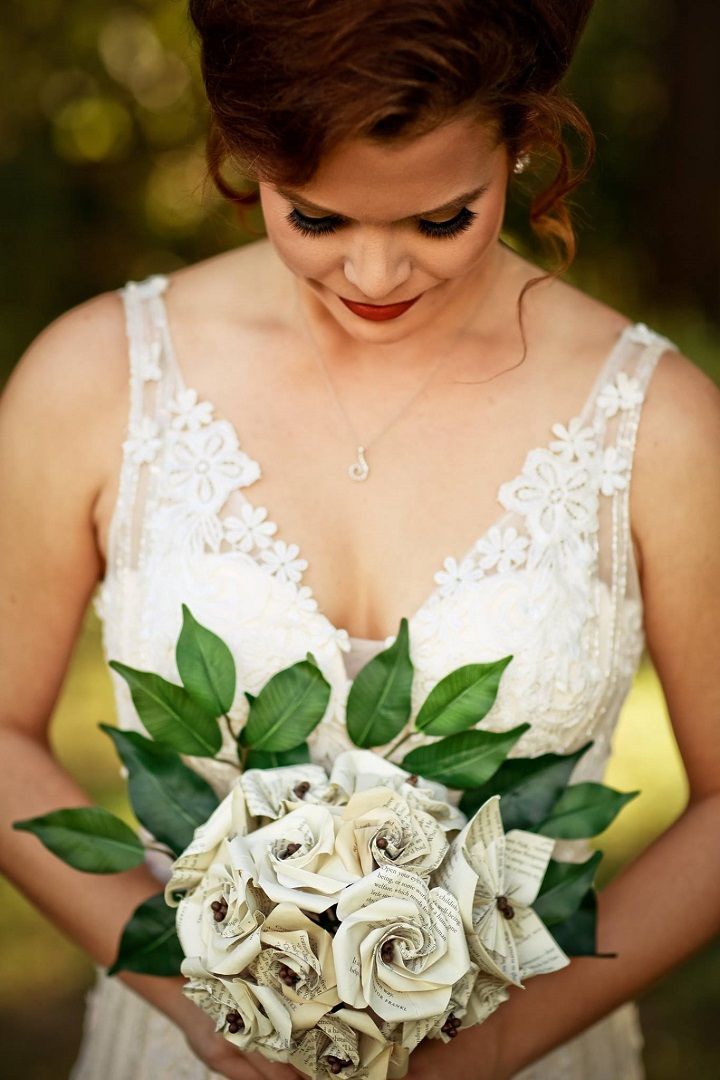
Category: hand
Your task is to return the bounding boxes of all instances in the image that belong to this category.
[178,992,300,1080]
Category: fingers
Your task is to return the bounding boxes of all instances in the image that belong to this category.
[201,1042,266,1080]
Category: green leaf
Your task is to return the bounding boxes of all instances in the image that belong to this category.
[244,743,311,770]
[536,782,639,839]
[101,726,219,856]
[176,604,236,717]
[240,660,331,752]
[547,888,599,956]
[414,656,513,736]
[346,618,413,748]
[108,893,184,976]
[13,807,144,874]
[459,743,592,829]
[401,723,530,789]
[108,660,222,757]
[534,851,603,927]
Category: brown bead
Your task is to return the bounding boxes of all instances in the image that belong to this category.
[278,841,301,860]
[406,775,419,786]
[328,1062,342,1075]
[496,895,515,920]
[294,781,311,798]
[446,1027,457,1039]
[380,941,395,963]
[375,836,389,850]
[226,1010,244,1033]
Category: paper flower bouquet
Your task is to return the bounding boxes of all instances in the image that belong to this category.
[15,607,637,1079]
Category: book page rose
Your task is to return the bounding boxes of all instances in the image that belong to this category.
[334,865,470,1022]
[248,902,339,1010]
[165,781,247,905]
[236,803,359,913]
[335,788,448,878]
[175,837,268,976]
[329,750,465,831]
[240,764,335,820]
[181,961,292,1061]
[291,1007,404,1080]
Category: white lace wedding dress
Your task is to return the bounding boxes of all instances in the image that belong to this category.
[70,273,676,1079]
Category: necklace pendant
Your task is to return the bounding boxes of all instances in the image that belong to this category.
[348,446,369,482]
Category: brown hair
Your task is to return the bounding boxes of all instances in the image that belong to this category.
[189,0,596,354]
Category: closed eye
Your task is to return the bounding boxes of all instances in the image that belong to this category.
[285,204,479,240]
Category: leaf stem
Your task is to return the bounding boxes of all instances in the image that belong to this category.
[382,729,414,761]
[223,712,241,740]
[145,842,174,858]
[215,755,243,771]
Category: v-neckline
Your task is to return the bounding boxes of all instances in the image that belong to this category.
[152,279,637,644]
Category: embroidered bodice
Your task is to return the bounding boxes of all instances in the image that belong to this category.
[93,274,676,802]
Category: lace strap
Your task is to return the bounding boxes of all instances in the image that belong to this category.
[595,324,678,692]
[104,274,171,581]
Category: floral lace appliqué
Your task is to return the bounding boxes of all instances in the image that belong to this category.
[475,525,529,572]
[223,503,278,552]
[123,416,162,465]
[598,445,631,497]
[168,388,214,431]
[433,555,485,598]
[165,420,260,512]
[596,372,645,418]
[548,416,597,463]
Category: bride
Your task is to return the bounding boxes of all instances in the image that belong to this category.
[1,2,719,1078]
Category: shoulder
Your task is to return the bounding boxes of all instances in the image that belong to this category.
[3,288,129,413]
[162,239,288,329]
[631,342,720,581]
[0,288,130,500]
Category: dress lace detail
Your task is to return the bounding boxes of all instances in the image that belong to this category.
[77,274,677,1080]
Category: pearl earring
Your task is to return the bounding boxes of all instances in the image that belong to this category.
[513,152,530,174]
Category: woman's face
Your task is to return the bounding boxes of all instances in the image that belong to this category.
[259,113,513,343]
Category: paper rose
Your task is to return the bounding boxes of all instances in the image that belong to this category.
[335,788,448,878]
[291,1007,405,1080]
[175,837,269,976]
[165,781,248,905]
[435,794,569,987]
[240,764,336,820]
[328,750,466,832]
[333,864,470,1022]
[462,971,510,1029]
[236,803,359,912]
[181,962,293,1061]
[249,902,339,1010]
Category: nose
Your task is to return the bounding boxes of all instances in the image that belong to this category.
[342,228,412,301]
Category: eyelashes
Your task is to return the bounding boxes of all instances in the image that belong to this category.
[285,205,478,240]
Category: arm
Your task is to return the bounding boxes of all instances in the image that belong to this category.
[0,298,296,1080]
[409,349,720,1079]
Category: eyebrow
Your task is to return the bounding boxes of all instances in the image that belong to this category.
[276,183,490,221]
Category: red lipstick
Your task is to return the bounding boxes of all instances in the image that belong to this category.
[339,294,421,321]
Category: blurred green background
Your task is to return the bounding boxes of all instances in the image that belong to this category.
[1,0,719,1077]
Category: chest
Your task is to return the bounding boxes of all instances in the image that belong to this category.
[94,328,633,642]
